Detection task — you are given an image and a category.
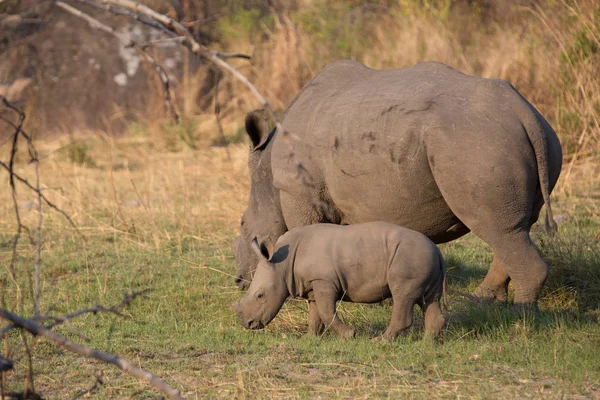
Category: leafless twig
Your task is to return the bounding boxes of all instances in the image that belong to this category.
[214,72,231,161]
[0,160,82,237]
[72,0,175,36]
[0,308,184,400]
[45,289,151,329]
[71,372,104,399]
[54,1,179,121]
[69,0,332,219]
[0,290,152,337]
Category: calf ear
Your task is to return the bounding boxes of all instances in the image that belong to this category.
[250,237,270,261]
[245,109,271,151]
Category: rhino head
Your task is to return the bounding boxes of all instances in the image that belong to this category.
[232,238,289,329]
[233,110,287,289]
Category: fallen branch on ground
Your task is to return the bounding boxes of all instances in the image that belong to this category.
[0,308,184,400]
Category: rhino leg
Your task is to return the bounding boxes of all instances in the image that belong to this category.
[474,255,510,302]
[306,300,324,336]
[488,232,548,307]
[378,296,414,341]
[312,282,355,339]
[426,136,547,305]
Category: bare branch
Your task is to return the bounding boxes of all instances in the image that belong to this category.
[0,356,12,372]
[138,36,185,49]
[55,1,133,44]
[212,51,251,60]
[86,0,271,112]
[2,96,26,310]
[54,1,179,121]
[0,160,82,237]
[45,289,152,329]
[72,373,103,399]
[0,290,151,337]
[213,72,231,161]
[0,308,184,400]
[73,0,176,36]
[59,0,333,219]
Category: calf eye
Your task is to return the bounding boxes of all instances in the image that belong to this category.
[256,292,264,299]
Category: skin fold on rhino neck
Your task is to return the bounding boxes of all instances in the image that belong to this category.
[235,131,287,288]
[247,134,287,246]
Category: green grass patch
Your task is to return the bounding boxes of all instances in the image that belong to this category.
[2,216,599,398]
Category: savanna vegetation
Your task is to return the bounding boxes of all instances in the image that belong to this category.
[1,0,599,398]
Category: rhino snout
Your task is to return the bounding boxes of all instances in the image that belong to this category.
[245,318,263,330]
[235,275,250,290]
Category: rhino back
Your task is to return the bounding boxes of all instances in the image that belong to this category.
[272,62,473,236]
[271,61,548,240]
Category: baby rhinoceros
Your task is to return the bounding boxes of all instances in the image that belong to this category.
[232,222,446,340]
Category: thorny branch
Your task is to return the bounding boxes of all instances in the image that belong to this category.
[0,308,184,400]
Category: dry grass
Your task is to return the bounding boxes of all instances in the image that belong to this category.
[0,133,599,399]
[2,1,600,398]
[204,0,600,158]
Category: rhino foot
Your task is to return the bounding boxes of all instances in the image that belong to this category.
[510,302,540,316]
[473,284,508,303]
[337,325,356,340]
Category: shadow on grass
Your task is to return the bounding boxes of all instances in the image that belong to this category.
[535,220,600,314]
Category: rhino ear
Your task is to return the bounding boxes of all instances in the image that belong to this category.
[245,109,271,151]
[250,237,271,261]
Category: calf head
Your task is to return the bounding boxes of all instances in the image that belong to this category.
[232,238,289,330]
[233,110,287,289]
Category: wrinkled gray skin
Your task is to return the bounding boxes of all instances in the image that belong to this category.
[233,60,562,307]
[232,222,446,339]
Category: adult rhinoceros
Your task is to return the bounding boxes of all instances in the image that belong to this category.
[232,60,562,307]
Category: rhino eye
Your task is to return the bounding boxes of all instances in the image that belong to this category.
[256,292,264,299]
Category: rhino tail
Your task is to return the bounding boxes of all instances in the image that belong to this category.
[438,250,449,312]
[522,108,558,237]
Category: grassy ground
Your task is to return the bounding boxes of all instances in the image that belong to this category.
[1,137,600,399]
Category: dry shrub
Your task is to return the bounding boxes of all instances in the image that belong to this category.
[537,224,600,313]
[211,0,600,164]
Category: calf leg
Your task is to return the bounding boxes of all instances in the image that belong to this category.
[422,300,445,338]
[306,300,324,336]
[378,296,415,341]
[312,281,355,339]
